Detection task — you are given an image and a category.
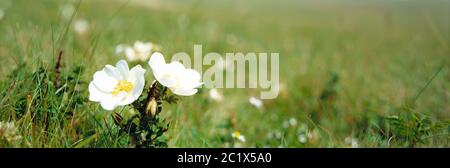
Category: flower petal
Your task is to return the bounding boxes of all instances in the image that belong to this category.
[127,64,146,83]
[104,65,122,80]
[116,59,130,78]
[125,47,137,61]
[100,94,121,111]
[148,52,166,70]
[170,87,198,96]
[88,81,107,102]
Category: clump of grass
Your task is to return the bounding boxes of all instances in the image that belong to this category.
[0,50,86,147]
[386,66,448,147]
[386,110,448,147]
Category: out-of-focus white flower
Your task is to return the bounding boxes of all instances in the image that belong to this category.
[274,130,282,139]
[60,4,75,20]
[128,41,152,62]
[148,52,202,96]
[298,134,307,144]
[344,136,359,148]
[231,131,246,142]
[116,41,161,62]
[289,117,297,127]
[283,117,298,128]
[89,60,146,111]
[0,121,21,142]
[115,44,126,55]
[249,96,263,109]
[73,19,89,35]
[208,88,223,102]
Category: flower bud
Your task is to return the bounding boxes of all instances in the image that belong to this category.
[146,97,157,117]
[111,112,123,126]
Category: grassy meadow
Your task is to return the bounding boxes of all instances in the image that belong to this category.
[0,0,449,148]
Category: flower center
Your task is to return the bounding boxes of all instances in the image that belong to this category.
[111,80,134,96]
[233,131,241,138]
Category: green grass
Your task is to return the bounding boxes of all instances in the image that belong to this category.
[0,0,449,148]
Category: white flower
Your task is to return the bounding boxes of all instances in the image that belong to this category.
[231,131,246,142]
[89,60,146,111]
[148,52,202,96]
[124,41,154,62]
[249,96,263,108]
[209,88,223,102]
[73,19,89,35]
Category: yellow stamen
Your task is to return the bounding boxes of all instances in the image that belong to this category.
[233,131,241,138]
[111,80,134,96]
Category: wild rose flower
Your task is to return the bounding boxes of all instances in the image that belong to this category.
[148,52,202,96]
[89,60,146,110]
[209,88,223,102]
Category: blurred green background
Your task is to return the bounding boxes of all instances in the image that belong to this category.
[0,0,448,147]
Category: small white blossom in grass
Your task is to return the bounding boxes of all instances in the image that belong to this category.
[89,60,146,111]
[0,121,21,142]
[208,88,223,102]
[59,4,75,21]
[298,133,307,144]
[231,131,246,142]
[345,136,359,148]
[148,52,202,96]
[249,96,263,109]
[73,19,89,35]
